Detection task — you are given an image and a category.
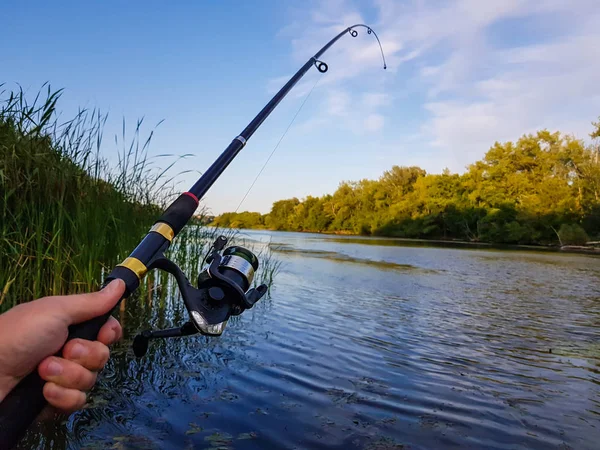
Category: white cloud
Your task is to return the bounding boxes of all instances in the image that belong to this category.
[362,92,389,108]
[418,4,600,169]
[364,114,384,132]
[276,0,600,168]
[326,89,351,116]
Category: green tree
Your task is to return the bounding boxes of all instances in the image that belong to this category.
[211,120,600,245]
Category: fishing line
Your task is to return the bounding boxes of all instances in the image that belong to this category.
[234,76,321,213]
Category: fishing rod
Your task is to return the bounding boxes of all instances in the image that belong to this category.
[0,24,386,448]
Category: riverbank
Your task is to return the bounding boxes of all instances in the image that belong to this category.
[325,230,600,255]
[559,245,600,255]
[228,227,600,256]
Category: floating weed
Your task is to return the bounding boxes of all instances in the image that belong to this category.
[418,413,440,429]
[315,414,336,427]
[251,407,269,415]
[204,431,233,448]
[237,431,258,440]
[363,437,405,450]
[326,387,363,405]
[185,422,203,435]
[280,401,301,410]
[219,390,239,402]
[351,376,390,396]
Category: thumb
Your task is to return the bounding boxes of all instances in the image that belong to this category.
[57,279,126,325]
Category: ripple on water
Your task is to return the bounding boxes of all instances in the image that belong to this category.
[23,232,600,450]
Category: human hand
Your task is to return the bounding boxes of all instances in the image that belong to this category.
[0,279,125,412]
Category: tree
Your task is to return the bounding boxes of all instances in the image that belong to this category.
[211,120,600,244]
[558,224,589,246]
[265,198,300,230]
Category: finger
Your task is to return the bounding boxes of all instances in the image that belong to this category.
[97,316,123,346]
[43,382,86,413]
[57,279,126,325]
[62,339,110,371]
[38,356,97,391]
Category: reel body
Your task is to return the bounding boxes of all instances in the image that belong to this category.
[133,236,267,357]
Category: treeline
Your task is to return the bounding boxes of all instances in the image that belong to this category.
[212,126,600,246]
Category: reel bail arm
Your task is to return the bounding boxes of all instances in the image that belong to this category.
[132,235,268,357]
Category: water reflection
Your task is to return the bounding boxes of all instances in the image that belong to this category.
[273,245,438,274]
[20,230,600,449]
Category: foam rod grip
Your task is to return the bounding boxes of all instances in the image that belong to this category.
[0,296,124,448]
[156,193,198,235]
[0,370,46,449]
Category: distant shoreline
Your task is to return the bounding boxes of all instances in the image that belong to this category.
[228,227,600,256]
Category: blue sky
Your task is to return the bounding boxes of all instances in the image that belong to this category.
[2,0,599,214]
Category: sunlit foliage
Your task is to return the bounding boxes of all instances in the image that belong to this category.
[213,128,600,245]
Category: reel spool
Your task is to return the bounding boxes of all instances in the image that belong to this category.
[133,236,267,357]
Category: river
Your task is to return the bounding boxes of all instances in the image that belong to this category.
[22,230,600,449]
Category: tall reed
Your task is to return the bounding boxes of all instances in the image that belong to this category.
[0,86,278,311]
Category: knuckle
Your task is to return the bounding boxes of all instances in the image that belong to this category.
[63,339,91,362]
[71,367,85,386]
[63,339,80,357]
[43,382,59,400]
[60,390,87,412]
[85,371,98,390]
[94,343,110,368]
[73,366,95,390]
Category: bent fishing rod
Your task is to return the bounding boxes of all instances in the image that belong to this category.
[0,24,385,448]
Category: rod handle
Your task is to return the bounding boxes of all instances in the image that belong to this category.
[0,289,126,449]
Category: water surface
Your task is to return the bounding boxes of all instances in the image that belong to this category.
[24,230,600,449]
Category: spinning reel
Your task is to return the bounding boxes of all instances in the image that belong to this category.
[132,235,267,357]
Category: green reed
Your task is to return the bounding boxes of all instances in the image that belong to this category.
[0,85,155,307]
[0,86,279,311]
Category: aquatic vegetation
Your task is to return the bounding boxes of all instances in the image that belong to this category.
[0,87,278,309]
[0,86,157,306]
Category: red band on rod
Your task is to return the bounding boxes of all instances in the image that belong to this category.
[182,192,199,204]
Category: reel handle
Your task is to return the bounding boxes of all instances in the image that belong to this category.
[0,289,126,449]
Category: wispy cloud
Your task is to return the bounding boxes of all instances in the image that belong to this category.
[364,113,384,132]
[274,0,600,171]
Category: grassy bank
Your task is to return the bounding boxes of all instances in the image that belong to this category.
[0,87,279,310]
[0,87,164,307]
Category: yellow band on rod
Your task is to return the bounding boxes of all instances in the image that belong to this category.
[117,257,147,280]
[150,222,175,242]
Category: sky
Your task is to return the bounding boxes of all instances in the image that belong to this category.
[2,0,600,214]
